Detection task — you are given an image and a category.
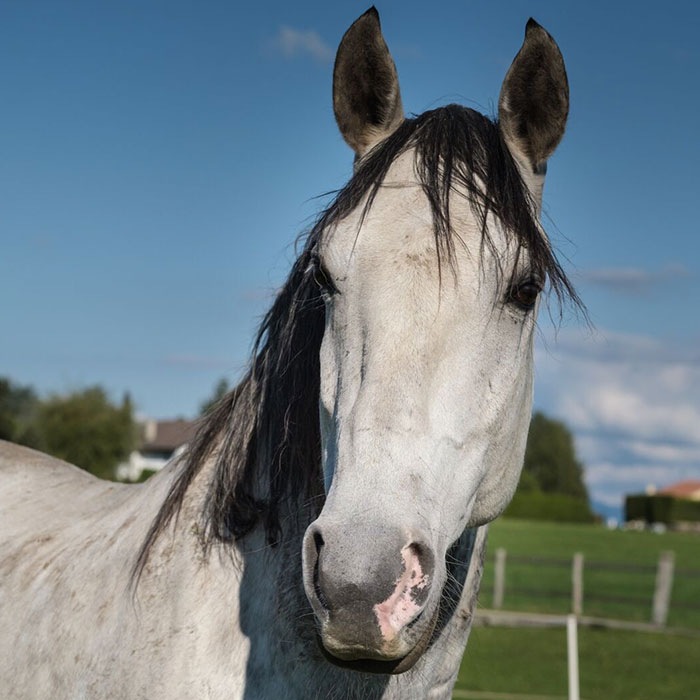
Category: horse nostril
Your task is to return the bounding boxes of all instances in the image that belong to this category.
[408,541,424,559]
[312,531,329,611]
[406,539,435,582]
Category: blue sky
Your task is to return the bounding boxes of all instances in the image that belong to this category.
[1,1,699,514]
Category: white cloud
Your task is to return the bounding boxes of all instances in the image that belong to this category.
[270,26,333,63]
[535,328,700,511]
[583,460,700,511]
[585,462,698,487]
[561,381,700,444]
[546,327,699,365]
[537,329,700,444]
[622,440,700,464]
[577,263,690,295]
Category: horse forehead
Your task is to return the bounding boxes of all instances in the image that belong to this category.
[327,151,485,263]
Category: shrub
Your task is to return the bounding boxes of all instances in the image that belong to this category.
[626,494,700,524]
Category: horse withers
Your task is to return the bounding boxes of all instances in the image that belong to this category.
[0,8,579,699]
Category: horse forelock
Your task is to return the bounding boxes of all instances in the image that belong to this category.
[133,103,583,582]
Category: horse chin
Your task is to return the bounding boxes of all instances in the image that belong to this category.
[315,603,440,675]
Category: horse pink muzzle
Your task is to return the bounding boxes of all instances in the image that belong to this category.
[302,520,436,665]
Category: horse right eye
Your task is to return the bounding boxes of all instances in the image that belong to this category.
[312,258,339,297]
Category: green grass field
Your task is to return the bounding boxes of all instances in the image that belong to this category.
[479,518,700,629]
[453,518,700,699]
[455,626,700,700]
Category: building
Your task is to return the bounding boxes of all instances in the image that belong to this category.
[659,480,700,501]
[116,418,197,482]
[626,479,700,531]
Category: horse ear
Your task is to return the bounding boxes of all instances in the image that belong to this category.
[333,7,404,158]
[499,19,569,173]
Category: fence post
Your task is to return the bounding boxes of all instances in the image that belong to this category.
[652,550,675,626]
[572,552,584,616]
[567,614,580,700]
[493,547,506,609]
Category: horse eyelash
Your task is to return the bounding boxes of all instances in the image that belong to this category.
[310,254,340,296]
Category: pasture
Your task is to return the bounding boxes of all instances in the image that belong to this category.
[455,626,698,700]
[479,518,700,628]
[454,518,700,699]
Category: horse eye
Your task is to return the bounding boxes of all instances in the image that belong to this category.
[508,280,541,311]
[312,258,339,297]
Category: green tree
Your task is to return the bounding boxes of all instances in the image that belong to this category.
[521,411,589,501]
[35,387,136,480]
[516,468,541,493]
[199,377,230,416]
[0,377,41,447]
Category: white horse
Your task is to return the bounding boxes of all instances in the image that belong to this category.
[0,9,579,699]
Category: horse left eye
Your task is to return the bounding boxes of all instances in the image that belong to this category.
[508,281,541,311]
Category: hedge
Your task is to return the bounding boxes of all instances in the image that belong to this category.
[625,494,700,524]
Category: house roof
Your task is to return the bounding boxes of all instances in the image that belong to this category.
[659,480,700,499]
[142,419,198,452]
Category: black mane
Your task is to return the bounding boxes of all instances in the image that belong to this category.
[134,105,582,576]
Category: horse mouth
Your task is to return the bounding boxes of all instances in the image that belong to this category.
[315,605,439,675]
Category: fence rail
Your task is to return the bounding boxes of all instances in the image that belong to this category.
[489,548,700,627]
[494,554,700,578]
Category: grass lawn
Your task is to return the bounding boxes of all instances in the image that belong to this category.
[455,626,700,700]
[479,518,700,629]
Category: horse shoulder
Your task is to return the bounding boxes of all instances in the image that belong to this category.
[0,442,195,698]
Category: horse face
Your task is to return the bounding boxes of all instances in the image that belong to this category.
[302,9,569,671]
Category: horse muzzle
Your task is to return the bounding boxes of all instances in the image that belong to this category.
[301,519,438,673]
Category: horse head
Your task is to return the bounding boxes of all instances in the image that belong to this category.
[301,8,571,672]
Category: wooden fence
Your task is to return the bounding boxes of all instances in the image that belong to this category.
[490,548,700,627]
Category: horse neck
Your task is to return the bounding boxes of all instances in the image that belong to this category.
[162,445,312,584]
[145,455,487,696]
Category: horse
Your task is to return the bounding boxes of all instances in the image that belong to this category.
[0,8,580,699]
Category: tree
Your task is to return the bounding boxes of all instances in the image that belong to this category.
[516,468,541,493]
[200,377,230,416]
[521,411,589,501]
[34,387,136,480]
[0,377,41,448]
